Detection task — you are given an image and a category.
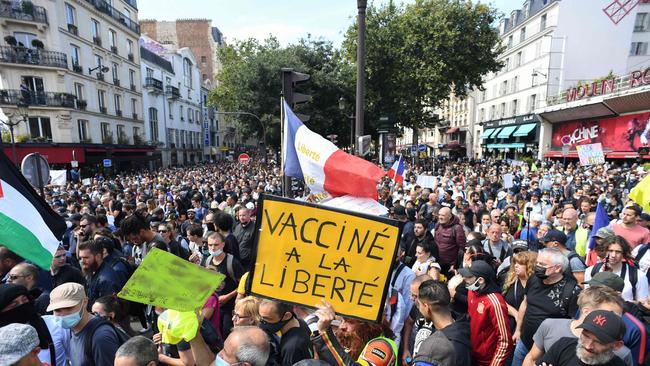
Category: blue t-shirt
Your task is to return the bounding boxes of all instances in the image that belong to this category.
[70,316,121,366]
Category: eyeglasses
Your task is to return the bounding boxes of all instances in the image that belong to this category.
[158,230,169,233]
[79,224,88,228]
[232,313,250,321]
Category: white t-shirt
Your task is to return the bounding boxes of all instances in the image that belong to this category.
[584,263,649,301]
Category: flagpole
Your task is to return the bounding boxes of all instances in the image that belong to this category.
[280,96,288,197]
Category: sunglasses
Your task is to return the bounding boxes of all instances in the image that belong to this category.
[158,229,169,233]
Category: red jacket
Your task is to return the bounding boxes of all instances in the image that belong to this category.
[433,215,466,266]
[467,290,513,366]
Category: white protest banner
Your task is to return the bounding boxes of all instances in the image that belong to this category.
[576,143,605,166]
[416,175,437,189]
[49,170,67,186]
[503,173,514,189]
[322,195,389,216]
[82,178,91,186]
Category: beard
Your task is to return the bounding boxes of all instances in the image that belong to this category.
[82,261,99,276]
[576,338,616,365]
[335,327,367,361]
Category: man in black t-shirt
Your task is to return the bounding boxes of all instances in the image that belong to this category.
[258,299,312,366]
[512,248,581,366]
[539,310,627,366]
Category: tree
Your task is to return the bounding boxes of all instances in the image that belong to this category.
[343,0,504,160]
[208,36,355,149]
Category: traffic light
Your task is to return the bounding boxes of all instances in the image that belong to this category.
[282,68,311,109]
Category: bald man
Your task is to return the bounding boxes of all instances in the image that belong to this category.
[433,207,467,274]
[560,208,579,252]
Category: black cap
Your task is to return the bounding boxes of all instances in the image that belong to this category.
[541,229,567,245]
[459,260,495,281]
[393,205,406,217]
[0,284,28,309]
[70,213,83,221]
[577,310,626,344]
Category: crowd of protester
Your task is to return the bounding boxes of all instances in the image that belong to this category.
[1,158,650,366]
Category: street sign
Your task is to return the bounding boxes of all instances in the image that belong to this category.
[21,153,50,189]
[358,135,372,156]
[238,153,250,164]
[418,143,426,152]
[70,160,78,168]
[411,145,417,153]
[103,159,112,168]
[561,145,569,156]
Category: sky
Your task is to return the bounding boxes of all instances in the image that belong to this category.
[137,0,521,46]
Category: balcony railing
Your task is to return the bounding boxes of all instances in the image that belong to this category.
[72,64,83,73]
[0,2,48,24]
[165,85,180,99]
[0,89,76,108]
[67,23,78,35]
[0,46,68,69]
[84,0,140,34]
[116,109,122,117]
[124,0,138,10]
[132,112,138,120]
[93,37,102,46]
[128,53,134,62]
[99,106,107,114]
[145,77,163,92]
[130,84,136,92]
[110,46,118,54]
[97,73,105,81]
[113,78,120,86]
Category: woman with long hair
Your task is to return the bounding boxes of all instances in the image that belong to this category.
[502,251,537,332]
[92,294,137,336]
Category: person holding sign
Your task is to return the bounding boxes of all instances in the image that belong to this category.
[258,299,312,366]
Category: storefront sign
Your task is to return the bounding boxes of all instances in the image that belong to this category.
[551,111,650,152]
[576,143,605,166]
[483,114,536,128]
[202,106,210,147]
[566,66,650,102]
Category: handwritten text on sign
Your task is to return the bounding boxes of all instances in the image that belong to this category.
[576,143,605,166]
[249,196,401,321]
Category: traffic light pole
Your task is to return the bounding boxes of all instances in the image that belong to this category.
[356,0,367,156]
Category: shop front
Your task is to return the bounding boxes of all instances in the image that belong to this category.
[480,114,540,159]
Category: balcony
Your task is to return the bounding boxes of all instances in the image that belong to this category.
[0,46,68,69]
[72,64,83,73]
[128,53,134,62]
[0,89,76,108]
[145,77,163,92]
[110,46,118,54]
[116,109,122,117]
[118,134,129,144]
[165,85,180,99]
[97,73,104,81]
[132,112,138,120]
[99,106,107,114]
[113,78,120,87]
[93,37,102,46]
[67,23,78,35]
[84,0,140,35]
[76,99,87,110]
[130,84,136,92]
[0,2,48,24]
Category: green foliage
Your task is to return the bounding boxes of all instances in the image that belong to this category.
[1,130,10,143]
[209,36,354,148]
[16,134,30,143]
[342,0,503,147]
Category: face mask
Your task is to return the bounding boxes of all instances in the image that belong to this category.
[55,307,83,329]
[216,355,231,366]
[0,302,36,326]
[465,278,482,291]
[259,315,291,334]
[534,265,549,280]
[209,249,223,257]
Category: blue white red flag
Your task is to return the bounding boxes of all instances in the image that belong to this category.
[386,155,405,185]
[283,101,385,200]
[586,201,611,266]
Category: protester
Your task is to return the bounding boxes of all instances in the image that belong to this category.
[114,336,159,366]
[258,299,312,366]
[0,323,43,366]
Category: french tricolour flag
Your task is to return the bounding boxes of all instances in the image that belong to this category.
[585,201,611,266]
[386,155,405,185]
[283,101,385,200]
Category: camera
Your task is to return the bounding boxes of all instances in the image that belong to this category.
[526,206,533,213]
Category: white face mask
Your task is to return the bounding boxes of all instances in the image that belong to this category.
[465,278,482,292]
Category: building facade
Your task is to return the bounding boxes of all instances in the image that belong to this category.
[0,0,155,169]
[140,37,202,167]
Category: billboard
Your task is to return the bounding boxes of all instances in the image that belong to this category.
[551,112,650,152]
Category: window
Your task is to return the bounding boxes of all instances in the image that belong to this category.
[183,58,193,88]
[504,57,510,72]
[523,1,530,18]
[180,105,184,120]
[112,63,119,81]
[131,98,137,115]
[490,105,496,120]
[127,40,133,56]
[13,32,36,48]
[117,124,126,141]
[129,69,135,86]
[511,99,518,116]
[109,30,117,48]
[520,27,526,42]
[94,54,103,68]
[188,108,192,122]
[78,119,89,141]
[71,45,80,66]
[635,13,648,31]
[501,80,508,95]
[149,108,159,142]
[479,108,485,122]
[512,76,519,92]
[124,9,131,20]
[65,3,76,25]
[195,110,200,123]
[508,35,513,48]
[175,130,180,145]
[168,101,173,119]
[540,14,547,31]
[535,41,542,58]
[499,102,506,118]
[74,83,84,100]
[101,122,111,141]
[91,19,100,39]
[114,94,122,113]
[166,76,171,86]
[133,126,140,140]
[201,56,207,64]
[98,90,106,109]
[528,94,537,112]
[202,73,207,81]
[515,51,522,67]
[630,42,648,55]
[29,117,52,140]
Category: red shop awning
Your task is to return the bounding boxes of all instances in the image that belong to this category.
[3,145,86,164]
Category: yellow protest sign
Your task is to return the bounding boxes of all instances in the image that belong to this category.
[118,247,225,311]
[248,195,401,322]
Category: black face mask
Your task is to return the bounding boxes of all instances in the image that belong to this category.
[0,301,36,326]
[534,265,549,280]
[259,315,291,334]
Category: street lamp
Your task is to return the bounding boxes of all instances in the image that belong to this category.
[339,97,355,152]
[215,111,266,163]
[0,102,28,164]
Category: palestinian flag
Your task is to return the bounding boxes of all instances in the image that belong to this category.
[0,148,66,269]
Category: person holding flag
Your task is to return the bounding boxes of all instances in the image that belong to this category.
[387,155,405,185]
[584,202,612,266]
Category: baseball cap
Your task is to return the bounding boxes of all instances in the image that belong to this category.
[245,202,255,210]
[593,227,615,240]
[0,323,39,365]
[512,240,528,253]
[187,208,196,213]
[577,310,626,344]
[541,229,567,245]
[47,283,85,312]
[0,284,29,310]
[459,260,495,280]
[392,205,406,217]
[583,271,625,292]
[210,201,219,209]
[357,337,398,366]
[497,191,507,201]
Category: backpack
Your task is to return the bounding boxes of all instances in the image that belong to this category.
[108,254,136,281]
[201,253,236,280]
[559,277,579,318]
[84,319,130,364]
[590,263,638,300]
[564,252,586,281]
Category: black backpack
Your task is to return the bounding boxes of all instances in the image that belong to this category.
[590,262,638,300]
[83,319,130,364]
